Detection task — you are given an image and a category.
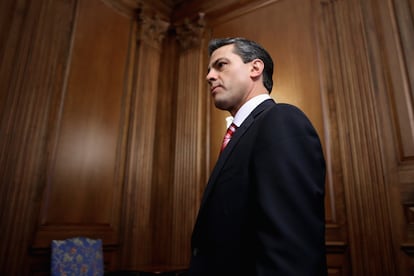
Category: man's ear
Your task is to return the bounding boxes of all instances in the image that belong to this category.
[250,59,264,78]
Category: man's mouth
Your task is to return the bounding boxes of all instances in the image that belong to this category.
[210,85,221,94]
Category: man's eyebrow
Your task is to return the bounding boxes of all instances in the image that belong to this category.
[207,58,227,72]
[207,58,218,72]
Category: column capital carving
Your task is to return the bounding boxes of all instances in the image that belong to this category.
[175,13,206,51]
[136,10,169,50]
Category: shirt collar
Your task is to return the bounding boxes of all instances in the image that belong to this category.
[229,94,272,127]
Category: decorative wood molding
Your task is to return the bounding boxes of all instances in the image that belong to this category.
[326,241,348,254]
[32,225,118,248]
[137,10,169,50]
[175,13,206,51]
[170,33,208,265]
[102,1,170,49]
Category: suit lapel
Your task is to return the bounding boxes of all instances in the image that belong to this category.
[199,99,276,208]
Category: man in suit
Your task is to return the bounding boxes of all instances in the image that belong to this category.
[188,37,327,275]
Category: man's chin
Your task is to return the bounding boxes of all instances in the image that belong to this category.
[213,100,229,111]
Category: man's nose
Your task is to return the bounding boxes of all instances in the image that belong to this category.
[206,70,217,83]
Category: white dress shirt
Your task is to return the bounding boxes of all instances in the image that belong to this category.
[226,94,272,128]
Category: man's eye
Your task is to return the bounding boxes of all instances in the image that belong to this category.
[217,62,226,69]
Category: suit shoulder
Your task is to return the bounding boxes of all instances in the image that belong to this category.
[274,102,305,113]
[266,103,311,122]
[257,103,318,137]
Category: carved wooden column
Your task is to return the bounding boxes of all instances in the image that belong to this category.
[170,14,208,265]
[317,0,396,274]
[120,9,169,269]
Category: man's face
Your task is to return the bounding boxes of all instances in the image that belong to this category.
[206,44,253,115]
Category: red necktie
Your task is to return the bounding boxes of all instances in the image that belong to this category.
[221,123,237,152]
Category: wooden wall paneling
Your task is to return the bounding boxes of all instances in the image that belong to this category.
[169,14,208,266]
[30,0,133,271]
[0,0,78,274]
[361,0,414,274]
[317,0,397,275]
[0,0,29,113]
[119,9,169,270]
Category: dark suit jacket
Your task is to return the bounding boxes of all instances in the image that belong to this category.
[189,99,327,276]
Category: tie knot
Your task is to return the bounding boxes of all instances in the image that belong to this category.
[228,123,237,133]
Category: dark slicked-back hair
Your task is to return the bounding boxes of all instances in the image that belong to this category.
[208,37,274,93]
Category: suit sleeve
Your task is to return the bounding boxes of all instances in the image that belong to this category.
[251,105,327,276]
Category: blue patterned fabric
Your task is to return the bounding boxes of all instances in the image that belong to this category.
[51,237,104,276]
